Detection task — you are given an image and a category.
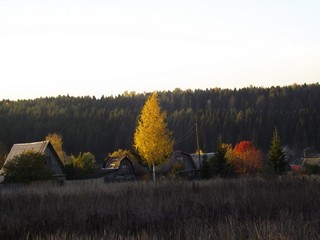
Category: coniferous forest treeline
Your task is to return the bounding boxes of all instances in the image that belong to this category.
[0,83,319,161]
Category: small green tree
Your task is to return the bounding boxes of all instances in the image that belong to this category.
[3,151,51,183]
[200,154,211,179]
[65,152,96,179]
[72,152,96,172]
[209,139,234,178]
[168,162,184,179]
[268,128,287,174]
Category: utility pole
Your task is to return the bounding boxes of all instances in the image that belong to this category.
[195,123,201,168]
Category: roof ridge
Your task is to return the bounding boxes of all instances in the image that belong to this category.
[13,140,49,146]
[39,141,49,153]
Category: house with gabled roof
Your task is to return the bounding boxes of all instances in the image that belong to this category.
[0,141,65,180]
[89,156,137,182]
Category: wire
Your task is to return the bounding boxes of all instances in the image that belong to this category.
[174,124,196,145]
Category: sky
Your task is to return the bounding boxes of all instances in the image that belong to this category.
[1,0,320,100]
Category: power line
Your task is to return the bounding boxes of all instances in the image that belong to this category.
[174,125,196,146]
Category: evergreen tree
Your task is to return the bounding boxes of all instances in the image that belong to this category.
[268,128,287,174]
[200,154,211,179]
[133,93,173,181]
[209,139,233,177]
[0,84,320,158]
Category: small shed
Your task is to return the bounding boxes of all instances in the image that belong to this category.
[159,151,198,178]
[0,141,65,179]
[102,156,136,182]
[191,152,215,169]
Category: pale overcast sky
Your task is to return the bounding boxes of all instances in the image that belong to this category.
[1,0,319,100]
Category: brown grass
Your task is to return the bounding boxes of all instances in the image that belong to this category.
[0,176,320,239]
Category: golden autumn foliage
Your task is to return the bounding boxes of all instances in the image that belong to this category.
[107,149,138,163]
[222,143,234,161]
[231,141,263,175]
[45,133,67,164]
[108,149,133,158]
[133,93,173,168]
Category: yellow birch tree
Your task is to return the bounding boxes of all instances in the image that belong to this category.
[134,93,173,181]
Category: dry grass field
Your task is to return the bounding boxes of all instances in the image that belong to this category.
[0,176,320,240]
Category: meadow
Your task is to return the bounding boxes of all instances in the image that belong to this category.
[0,176,320,240]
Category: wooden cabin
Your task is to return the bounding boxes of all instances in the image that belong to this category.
[0,141,65,180]
[191,152,215,169]
[159,151,198,178]
[102,156,136,182]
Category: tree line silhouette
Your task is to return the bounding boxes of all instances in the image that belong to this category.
[0,83,319,161]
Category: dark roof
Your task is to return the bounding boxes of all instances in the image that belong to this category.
[103,156,147,176]
[304,153,320,158]
[172,151,197,169]
[157,151,198,172]
[103,156,133,169]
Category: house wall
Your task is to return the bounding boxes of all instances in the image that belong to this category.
[169,153,196,170]
[304,158,320,166]
[119,159,135,176]
[191,153,215,169]
[158,152,196,173]
[44,148,63,175]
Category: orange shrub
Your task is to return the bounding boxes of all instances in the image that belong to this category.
[232,141,263,175]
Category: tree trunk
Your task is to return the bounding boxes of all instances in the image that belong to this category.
[152,163,156,182]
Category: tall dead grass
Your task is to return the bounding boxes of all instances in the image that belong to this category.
[0,176,319,239]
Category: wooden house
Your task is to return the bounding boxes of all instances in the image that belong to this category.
[101,156,136,182]
[191,152,215,169]
[0,141,65,180]
[159,151,198,178]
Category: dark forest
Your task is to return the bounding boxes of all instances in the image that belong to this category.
[1,83,319,161]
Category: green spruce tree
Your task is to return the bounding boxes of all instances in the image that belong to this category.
[209,138,233,177]
[200,154,211,179]
[268,128,287,174]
